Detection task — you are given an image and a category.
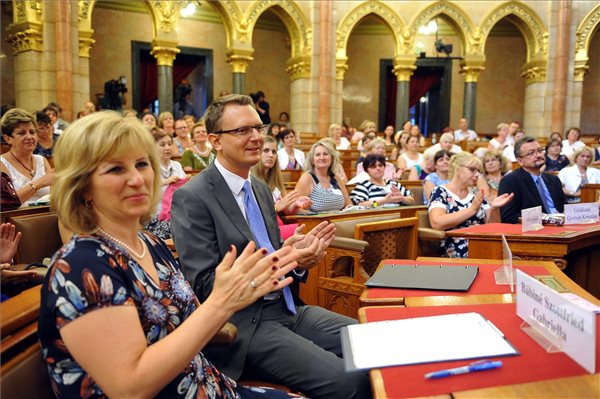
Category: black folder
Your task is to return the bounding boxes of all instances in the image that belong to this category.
[365,264,479,291]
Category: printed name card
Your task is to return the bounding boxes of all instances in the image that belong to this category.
[516,270,597,373]
[564,203,599,225]
[521,206,543,232]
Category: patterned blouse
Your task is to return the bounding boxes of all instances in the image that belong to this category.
[429,186,489,258]
[181,148,216,172]
[38,233,239,398]
[308,172,346,212]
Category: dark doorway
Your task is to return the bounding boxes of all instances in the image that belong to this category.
[131,41,213,116]
[378,58,452,136]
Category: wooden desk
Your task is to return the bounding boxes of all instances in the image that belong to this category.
[0,205,51,223]
[581,183,600,203]
[445,223,600,299]
[359,258,561,308]
[282,205,426,305]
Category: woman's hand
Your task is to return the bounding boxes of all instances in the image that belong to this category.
[0,223,21,263]
[163,176,180,186]
[491,192,514,209]
[276,190,300,213]
[35,169,54,188]
[470,189,484,214]
[208,242,298,313]
[283,222,335,269]
[1,263,37,284]
[394,167,405,180]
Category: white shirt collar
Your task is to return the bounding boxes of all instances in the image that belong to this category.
[214,158,251,196]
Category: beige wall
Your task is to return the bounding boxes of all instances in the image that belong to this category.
[246,26,291,125]
[477,35,526,134]
[581,30,600,135]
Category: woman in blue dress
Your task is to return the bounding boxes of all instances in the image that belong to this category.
[428,152,514,258]
[38,111,301,398]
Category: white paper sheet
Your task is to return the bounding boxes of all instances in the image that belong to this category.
[346,312,518,370]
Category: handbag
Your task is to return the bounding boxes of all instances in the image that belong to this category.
[1,172,21,210]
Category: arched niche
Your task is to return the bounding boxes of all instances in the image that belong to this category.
[575,3,600,81]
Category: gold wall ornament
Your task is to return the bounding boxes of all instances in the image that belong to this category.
[408,1,475,56]
[460,55,486,83]
[479,1,548,62]
[392,56,417,82]
[6,22,43,54]
[574,4,600,81]
[78,29,95,58]
[573,58,589,82]
[226,48,254,73]
[286,56,311,81]
[78,0,95,21]
[335,57,348,81]
[148,0,183,34]
[521,59,547,85]
[337,1,406,59]
[13,0,42,24]
[150,45,180,66]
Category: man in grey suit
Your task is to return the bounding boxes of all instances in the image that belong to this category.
[171,94,371,398]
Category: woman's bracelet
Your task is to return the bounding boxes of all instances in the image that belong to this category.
[28,181,38,191]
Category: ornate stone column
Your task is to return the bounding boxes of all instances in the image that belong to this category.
[317,0,333,136]
[460,57,485,129]
[550,0,572,134]
[78,0,96,109]
[151,41,180,114]
[522,60,547,136]
[392,57,416,126]
[226,48,253,95]
[54,0,74,121]
[334,58,348,129]
[287,56,311,133]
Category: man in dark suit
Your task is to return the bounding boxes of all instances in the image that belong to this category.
[498,136,565,223]
[170,94,371,398]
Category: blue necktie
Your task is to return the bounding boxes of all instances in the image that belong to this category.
[242,181,296,314]
[534,176,552,213]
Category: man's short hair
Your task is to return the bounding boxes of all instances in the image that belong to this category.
[203,94,254,134]
[514,136,537,159]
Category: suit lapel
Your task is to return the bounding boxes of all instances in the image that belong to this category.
[520,168,544,205]
[205,165,255,243]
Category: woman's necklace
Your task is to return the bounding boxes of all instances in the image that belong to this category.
[161,163,173,179]
[10,151,35,177]
[98,227,146,259]
[194,144,210,157]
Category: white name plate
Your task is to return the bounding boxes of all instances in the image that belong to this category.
[516,270,596,373]
[564,203,599,225]
[521,206,542,232]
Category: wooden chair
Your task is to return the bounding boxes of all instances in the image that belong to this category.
[318,216,418,317]
[8,213,62,265]
[416,210,445,257]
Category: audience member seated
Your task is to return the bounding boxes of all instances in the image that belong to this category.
[350,138,397,184]
[352,119,376,145]
[0,222,38,301]
[141,111,157,128]
[543,138,570,172]
[350,154,414,207]
[122,109,138,118]
[42,105,64,135]
[477,150,511,203]
[170,95,371,398]
[296,139,351,212]
[39,110,299,399]
[329,123,351,150]
[383,124,395,146]
[180,121,216,173]
[183,114,196,131]
[502,129,525,162]
[157,111,175,136]
[0,108,53,206]
[410,124,427,146]
[429,152,513,258]
[488,122,510,151]
[498,136,565,223]
[408,151,434,181]
[266,122,283,142]
[47,101,70,131]
[171,118,193,157]
[453,118,478,142]
[250,136,311,240]
[506,121,520,146]
[424,132,462,158]
[561,127,585,160]
[558,146,600,204]
[550,131,562,142]
[33,111,59,158]
[278,111,291,129]
[145,128,187,240]
[355,132,377,166]
[396,134,423,172]
[593,135,600,164]
[423,150,452,204]
[277,129,305,170]
[390,131,409,161]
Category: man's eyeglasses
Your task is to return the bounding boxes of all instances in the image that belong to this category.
[519,148,545,158]
[214,124,267,136]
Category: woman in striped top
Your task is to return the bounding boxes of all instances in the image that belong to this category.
[350,154,414,207]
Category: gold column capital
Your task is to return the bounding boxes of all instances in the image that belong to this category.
[6,21,43,54]
[460,55,486,82]
[392,56,416,81]
[226,48,254,74]
[335,57,348,81]
[286,56,311,81]
[573,56,589,82]
[521,60,547,85]
[151,40,180,66]
[78,29,95,58]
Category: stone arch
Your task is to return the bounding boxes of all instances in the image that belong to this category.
[407,1,475,57]
[336,1,406,60]
[243,0,312,59]
[574,3,600,80]
[479,1,548,63]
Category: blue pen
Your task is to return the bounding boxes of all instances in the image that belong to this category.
[424,360,503,379]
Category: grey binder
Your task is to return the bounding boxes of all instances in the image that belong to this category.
[365,264,479,291]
